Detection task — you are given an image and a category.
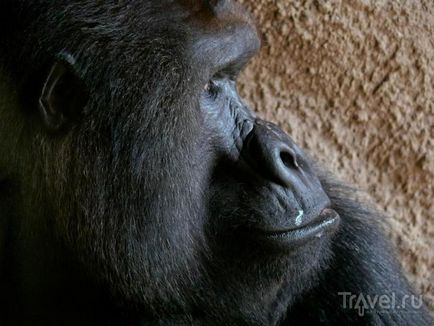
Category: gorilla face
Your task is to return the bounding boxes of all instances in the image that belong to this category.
[204,80,337,246]
[0,0,339,323]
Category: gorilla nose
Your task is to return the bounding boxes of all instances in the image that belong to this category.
[243,120,309,188]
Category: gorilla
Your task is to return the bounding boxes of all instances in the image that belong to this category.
[0,1,431,325]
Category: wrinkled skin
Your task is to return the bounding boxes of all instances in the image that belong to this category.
[0,1,431,325]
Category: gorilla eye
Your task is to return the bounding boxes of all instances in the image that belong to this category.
[204,80,219,100]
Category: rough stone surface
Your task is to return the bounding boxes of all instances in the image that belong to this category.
[238,0,433,308]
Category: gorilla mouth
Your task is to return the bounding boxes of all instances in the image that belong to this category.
[253,208,340,249]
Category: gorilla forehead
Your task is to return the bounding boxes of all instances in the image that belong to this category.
[1,0,258,87]
[5,2,193,91]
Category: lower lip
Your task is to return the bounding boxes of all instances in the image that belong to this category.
[253,209,340,249]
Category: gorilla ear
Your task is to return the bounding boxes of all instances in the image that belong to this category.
[38,60,89,131]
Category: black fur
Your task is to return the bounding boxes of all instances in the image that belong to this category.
[0,1,431,325]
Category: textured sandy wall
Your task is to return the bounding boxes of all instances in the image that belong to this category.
[238,0,433,307]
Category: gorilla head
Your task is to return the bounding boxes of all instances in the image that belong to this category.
[0,1,431,325]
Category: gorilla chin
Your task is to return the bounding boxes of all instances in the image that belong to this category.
[0,0,432,325]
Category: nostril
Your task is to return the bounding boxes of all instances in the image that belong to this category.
[280,150,299,169]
